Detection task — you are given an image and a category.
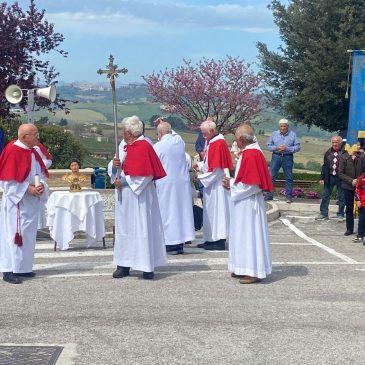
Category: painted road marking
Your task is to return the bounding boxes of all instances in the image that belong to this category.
[280,217,358,264]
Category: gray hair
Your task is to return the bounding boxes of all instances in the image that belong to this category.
[331,135,342,143]
[236,124,254,143]
[279,118,289,125]
[157,121,172,135]
[121,115,143,137]
[200,119,217,131]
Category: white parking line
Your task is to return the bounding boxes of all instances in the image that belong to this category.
[280,218,358,264]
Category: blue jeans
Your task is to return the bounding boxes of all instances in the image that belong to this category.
[267,153,293,199]
[319,175,345,217]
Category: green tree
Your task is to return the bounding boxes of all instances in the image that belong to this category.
[0,0,68,119]
[59,118,68,126]
[37,125,86,168]
[257,0,365,132]
[38,116,49,125]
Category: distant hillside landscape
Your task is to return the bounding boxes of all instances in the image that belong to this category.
[25,82,334,170]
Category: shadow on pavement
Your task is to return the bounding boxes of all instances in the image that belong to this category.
[263,265,309,284]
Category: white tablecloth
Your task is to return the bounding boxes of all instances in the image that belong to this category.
[46,191,105,250]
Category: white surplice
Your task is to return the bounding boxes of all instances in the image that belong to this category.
[0,140,49,274]
[108,136,167,272]
[197,134,230,241]
[154,134,195,245]
[34,144,52,229]
[228,143,272,278]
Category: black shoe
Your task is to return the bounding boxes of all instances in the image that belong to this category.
[197,241,211,249]
[143,272,154,280]
[13,272,36,278]
[344,231,354,236]
[206,239,226,251]
[3,272,22,284]
[112,266,130,278]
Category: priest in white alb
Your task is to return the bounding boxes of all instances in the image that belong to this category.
[0,124,49,284]
[195,118,233,250]
[154,122,195,254]
[108,116,167,280]
[222,124,273,284]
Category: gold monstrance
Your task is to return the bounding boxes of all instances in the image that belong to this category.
[63,174,87,192]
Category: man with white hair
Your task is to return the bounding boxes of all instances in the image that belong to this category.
[316,135,345,220]
[223,123,273,284]
[154,122,195,254]
[195,119,233,250]
[109,115,167,280]
[0,124,49,284]
[266,118,300,203]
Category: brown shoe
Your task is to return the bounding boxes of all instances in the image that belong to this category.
[239,276,261,284]
[231,273,244,278]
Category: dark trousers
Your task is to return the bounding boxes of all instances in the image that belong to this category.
[343,188,355,233]
[267,153,294,199]
[319,175,345,217]
[358,207,365,238]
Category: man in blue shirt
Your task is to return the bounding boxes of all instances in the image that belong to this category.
[266,119,301,203]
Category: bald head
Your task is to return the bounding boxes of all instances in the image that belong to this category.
[235,124,254,149]
[18,124,39,148]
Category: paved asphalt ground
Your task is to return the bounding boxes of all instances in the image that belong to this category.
[0,201,364,365]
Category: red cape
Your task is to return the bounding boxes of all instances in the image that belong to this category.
[234,148,273,192]
[0,140,49,182]
[123,139,166,180]
[37,142,53,161]
[207,138,233,172]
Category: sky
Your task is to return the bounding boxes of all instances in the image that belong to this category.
[16,0,286,84]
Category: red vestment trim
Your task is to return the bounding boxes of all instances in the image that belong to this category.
[0,140,49,182]
[207,138,233,172]
[234,148,273,192]
[123,139,166,180]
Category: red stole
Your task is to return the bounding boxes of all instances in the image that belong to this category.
[0,140,49,182]
[123,139,166,180]
[207,138,233,172]
[235,147,273,192]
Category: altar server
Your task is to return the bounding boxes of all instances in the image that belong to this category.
[195,119,233,250]
[223,124,273,284]
[109,115,167,280]
[154,122,195,254]
[0,124,49,284]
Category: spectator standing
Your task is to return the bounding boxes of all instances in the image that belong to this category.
[355,162,365,245]
[338,145,365,236]
[315,136,345,220]
[266,119,301,203]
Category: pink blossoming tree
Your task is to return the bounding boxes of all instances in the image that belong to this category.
[143,56,262,134]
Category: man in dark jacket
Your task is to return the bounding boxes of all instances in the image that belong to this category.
[338,144,365,235]
[316,136,345,220]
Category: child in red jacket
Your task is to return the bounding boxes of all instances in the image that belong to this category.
[355,169,365,245]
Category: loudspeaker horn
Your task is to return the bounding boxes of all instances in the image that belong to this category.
[5,85,23,104]
[36,84,57,102]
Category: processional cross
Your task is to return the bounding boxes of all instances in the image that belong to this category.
[97,55,128,161]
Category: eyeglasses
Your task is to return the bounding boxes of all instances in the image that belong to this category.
[25,132,39,138]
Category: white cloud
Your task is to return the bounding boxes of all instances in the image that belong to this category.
[46,1,275,38]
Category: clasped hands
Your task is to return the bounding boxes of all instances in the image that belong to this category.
[222,176,232,190]
[27,183,44,197]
